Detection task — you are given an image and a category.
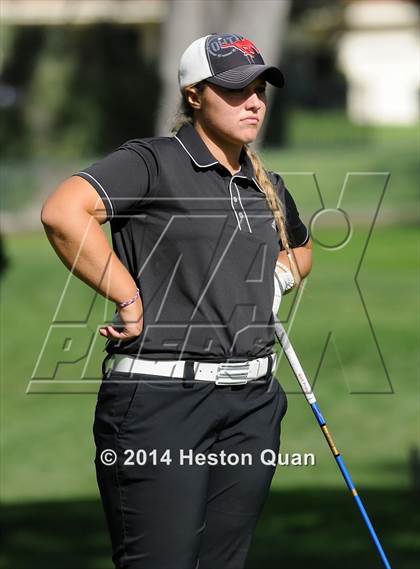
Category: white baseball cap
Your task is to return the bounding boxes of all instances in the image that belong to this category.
[178,33,284,92]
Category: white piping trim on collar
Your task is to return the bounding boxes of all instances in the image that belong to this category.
[174,135,218,168]
[76,171,114,219]
[252,177,265,193]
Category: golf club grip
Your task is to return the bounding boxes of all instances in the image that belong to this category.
[273,317,316,404]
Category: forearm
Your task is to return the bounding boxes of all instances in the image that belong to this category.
[277,239,313,286]
[42,209,138,304]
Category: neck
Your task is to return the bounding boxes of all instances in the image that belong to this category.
[194,121,242,175]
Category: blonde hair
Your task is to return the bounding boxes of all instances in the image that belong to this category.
[171,85,294,259]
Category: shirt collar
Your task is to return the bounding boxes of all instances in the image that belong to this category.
[174,123,255,179]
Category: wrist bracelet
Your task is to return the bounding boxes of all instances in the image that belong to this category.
[117,288,140,309]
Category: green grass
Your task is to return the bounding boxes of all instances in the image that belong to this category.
[1,490,419,569]
[262,109,418,220]
[274,224,418,489]
[0,157,87,212]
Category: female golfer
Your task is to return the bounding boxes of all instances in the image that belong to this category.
[41,33,312,569]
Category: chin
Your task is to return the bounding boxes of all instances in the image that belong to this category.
[238,125,260,144]
[223,125,259,146]
[241,132,259,145]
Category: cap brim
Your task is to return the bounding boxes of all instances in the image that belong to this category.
[205,64,284,89]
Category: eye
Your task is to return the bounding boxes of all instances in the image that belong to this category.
[256,85,267,95]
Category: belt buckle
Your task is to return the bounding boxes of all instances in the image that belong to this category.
[215,361,250,385]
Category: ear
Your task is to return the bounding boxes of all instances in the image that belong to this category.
[184,85,202,111]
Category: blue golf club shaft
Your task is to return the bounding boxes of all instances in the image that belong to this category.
[273,317,391,569]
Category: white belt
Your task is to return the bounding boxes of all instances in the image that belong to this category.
[106,353,277,385]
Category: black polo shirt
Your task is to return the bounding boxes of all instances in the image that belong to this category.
[74,123,309,363]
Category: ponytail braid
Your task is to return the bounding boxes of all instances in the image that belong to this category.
[243,146,290,254]
[244,147,301,283]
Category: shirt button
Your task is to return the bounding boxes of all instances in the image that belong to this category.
[233,197,238,202]
[239,212,244,218]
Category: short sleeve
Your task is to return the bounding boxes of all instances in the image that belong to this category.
[269,171,310,250]
[73,140,159,221]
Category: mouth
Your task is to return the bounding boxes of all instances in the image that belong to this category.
[241,117,259,125]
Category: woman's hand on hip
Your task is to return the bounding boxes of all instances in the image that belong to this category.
[99,298,144,341]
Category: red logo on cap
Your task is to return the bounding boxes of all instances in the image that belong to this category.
[220,38,259,57]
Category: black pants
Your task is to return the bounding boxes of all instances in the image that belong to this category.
[93,366,288,569]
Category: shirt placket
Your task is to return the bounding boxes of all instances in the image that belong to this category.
[228,175,253,233]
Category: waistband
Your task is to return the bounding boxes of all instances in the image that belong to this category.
[105,353,277,386]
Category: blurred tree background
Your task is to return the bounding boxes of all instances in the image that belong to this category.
[0,0,351,222]
[1,24,160,159]
[0,0,350,161]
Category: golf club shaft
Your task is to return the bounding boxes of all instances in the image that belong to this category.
[273,317,391,569]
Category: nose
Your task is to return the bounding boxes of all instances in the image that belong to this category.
[245,91,263,111]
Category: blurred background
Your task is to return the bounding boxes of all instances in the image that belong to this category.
[1,0,419,568]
